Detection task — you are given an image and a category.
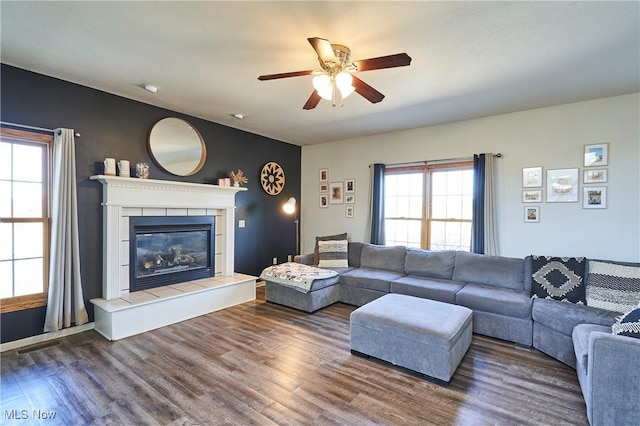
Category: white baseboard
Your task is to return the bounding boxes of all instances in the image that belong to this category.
[0,322,95,353]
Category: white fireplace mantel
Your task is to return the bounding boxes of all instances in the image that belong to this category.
[90,175,246,300]
[89,176,255,341]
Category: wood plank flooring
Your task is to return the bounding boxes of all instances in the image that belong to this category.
[1,286,588,425]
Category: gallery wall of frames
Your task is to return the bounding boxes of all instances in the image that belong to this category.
[521,143,609,223]
[318,168,356,218]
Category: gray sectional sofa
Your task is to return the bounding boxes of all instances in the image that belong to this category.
[264,241,640,426]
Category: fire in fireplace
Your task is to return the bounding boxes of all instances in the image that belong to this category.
[129,216,215,292]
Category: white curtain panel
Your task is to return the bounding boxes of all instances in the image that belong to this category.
[483,154,499,255]
[44,129,88,332]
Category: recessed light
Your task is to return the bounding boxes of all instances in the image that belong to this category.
[143,84,158,93]
[232,113,245,120]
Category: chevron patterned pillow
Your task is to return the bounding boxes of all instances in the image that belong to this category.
[612,303,640,339]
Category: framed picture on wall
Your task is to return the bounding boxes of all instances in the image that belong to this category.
[329,182,343,204]
[546,168,579,203]
[584,169,608,184]
[345,194,355,204]
[522,166,543,188]
[583,186,607,209]
[524,206,540,223]
[345,206,354,218]
[584,143,608,167]
[522,190,542,203]
[345,178,356,193]
[319,194,329,208]
[319,183,329,193]
[319,168,329,182]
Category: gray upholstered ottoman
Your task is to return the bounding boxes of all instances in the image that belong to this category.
[350,293,473,384]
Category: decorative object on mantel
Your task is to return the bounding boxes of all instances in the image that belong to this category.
[260,161,285,195]
[136,162,150,179]
[104,158,116,176]
[230,169,248,187]
[218,178,231,186]
[117,160,130,177]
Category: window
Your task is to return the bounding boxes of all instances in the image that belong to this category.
[0,128,52,313]
[385,162,473,251]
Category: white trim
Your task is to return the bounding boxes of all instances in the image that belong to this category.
[0,322,95,352]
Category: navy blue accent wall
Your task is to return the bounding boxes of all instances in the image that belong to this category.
[1,64,301,343]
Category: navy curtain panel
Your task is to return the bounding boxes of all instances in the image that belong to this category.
[471,154,485,254]
[370,163,386,245]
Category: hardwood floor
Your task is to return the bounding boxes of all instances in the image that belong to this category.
[1,287,588,425]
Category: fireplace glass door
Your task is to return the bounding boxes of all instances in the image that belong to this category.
[129,216,214,292]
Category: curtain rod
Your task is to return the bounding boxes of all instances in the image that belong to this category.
[1,121,81,137]
[384,153,502,168]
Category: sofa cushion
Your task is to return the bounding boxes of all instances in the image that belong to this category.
[308,275,342,291]
[391,275,465,304]
[404,249,456,280]
[313,232,347,265]
[586,260,640,314]
[340,267,405,293]
[348,242,363,268]
[573,323,611,373]
[532,298,618,337]
[452,251,524,291]
[317,239,348,268]
[612,305,640,339]
[530,255,586,304]
[359,244,406,272]
[455,283,532,319]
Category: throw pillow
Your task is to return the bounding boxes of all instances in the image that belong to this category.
[317,240,349,268]
[313,232,347,265]
[586,261,640,314]
[530,255,586,304]
[611,303,640,339]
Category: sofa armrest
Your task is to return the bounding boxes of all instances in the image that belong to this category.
[587,331,640,426]
[294,253,315,265]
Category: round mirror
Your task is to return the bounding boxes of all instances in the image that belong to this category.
[148,117,206,176]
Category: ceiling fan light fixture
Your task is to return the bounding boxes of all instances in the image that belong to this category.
[338,85,355,99]
[312,73,333,100]
[336,71,354,99]
[258,37,411,110]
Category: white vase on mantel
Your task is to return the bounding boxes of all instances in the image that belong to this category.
[233,182,240,188]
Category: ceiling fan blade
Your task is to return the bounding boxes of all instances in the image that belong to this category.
[352,53,412,72]
[308,37,338,65]
[352,75,385,104]
[303,91,321,110]
[258,70,313,81]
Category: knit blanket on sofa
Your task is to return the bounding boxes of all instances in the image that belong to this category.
[260,262,337,294]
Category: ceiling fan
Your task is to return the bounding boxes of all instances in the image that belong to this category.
[258,37,412,110]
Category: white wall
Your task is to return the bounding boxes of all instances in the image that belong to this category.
[300,93,640,262]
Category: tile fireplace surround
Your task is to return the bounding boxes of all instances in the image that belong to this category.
[90,175,256,340]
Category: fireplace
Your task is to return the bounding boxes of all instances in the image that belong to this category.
[129,216,215,292]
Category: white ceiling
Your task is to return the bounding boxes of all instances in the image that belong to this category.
[1,1,638,146]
